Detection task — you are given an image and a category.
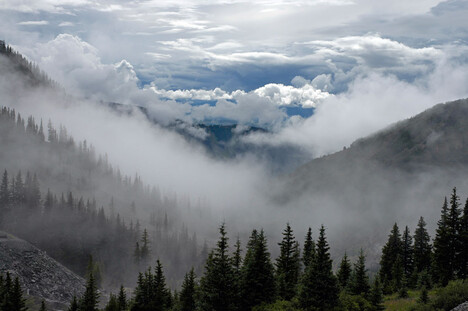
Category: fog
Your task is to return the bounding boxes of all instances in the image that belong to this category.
[2,40,468,271]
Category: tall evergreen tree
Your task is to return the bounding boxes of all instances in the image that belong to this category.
[198,223,236,311]
[275,223,301,301]
[447,187,462,278]
[68,296,79,311]
[10,277,27,311]
[179,268,196,311]
[117,286,127,311]
[459,198,468,279]
[79,273,99,311]
[240,229,276,310]
[337,252,352,290]
[299,225,339,311]
[433,197,453,285]
[379,223,402,291]
[302,227,315,269]
[401,226,413,282]
[0,170,9,209]
[151,260,172,311]
[369,277,384,311]
[413,217,431,273]
[350,249,370,297]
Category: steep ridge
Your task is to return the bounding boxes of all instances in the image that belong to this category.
[0,231,85,305]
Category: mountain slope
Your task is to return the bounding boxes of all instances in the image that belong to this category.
[0,231,85,306]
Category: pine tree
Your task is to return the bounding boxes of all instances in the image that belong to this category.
[379,223,402,292]
[418,286,429,304]
[369,277,384,311]
[198,223,236,311]
[446,187,462,278]
[459,198,468,279]
[401,226,413,282]
[433,197,453,285]
[179,268,196,311]
[0,170,9,209]
[10,277,27,311]
[105,294,119,311]
[298,225,339,311]
[413,217,431,273]
[337,252,352,290]
[79,273,99,311]
[139,260,172,311]
[240,229,276,310]
[140,229,150,264]
[275,223,301,301]
[302,227,315,269]
[350,249,370,296]
[117,286,127,311]
[68,296,79,311]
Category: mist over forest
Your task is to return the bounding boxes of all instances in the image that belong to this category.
[1,0,468,310]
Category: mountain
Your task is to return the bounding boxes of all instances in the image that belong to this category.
[290,98,468,192]
[0,231,85,309]
[278,98,468,258]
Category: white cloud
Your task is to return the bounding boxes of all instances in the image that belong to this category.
[17,20,50,26]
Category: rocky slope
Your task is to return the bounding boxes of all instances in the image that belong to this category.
[0,231,85,307]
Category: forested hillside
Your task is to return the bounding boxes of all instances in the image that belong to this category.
[0,105,207,288]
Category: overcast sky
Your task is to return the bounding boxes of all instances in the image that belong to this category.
[1,0,468,154]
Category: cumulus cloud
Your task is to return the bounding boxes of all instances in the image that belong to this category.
[243,54,468,157]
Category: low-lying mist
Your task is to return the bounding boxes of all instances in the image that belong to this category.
[2,46,468,268]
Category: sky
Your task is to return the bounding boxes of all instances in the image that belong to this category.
[1,0,468,156]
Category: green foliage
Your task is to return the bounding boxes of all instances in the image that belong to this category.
[337,253,352,290]
[39,300,46,311]
[276,223,301,301]
[302,227,315,270]
[240,229,276,310]
[417,286,429,304]
[179,268,196,311]
[350,249,370,297]
[198,223,237,311]
[380,223,402,292]
[131,261,172,311]
[401,226,414,283]
[430,279,468,310]
[252,300,301,311]
[369,277,384,311]
[79,273,99,311]
[0,275,27,311]
[413,217,431,274]
[338,292,373,311]
[298,225,339,311]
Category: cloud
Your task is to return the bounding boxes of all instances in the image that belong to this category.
[17,20,50,26]
[243,53,468,157]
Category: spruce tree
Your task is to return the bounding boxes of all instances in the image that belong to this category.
[79,273,99,311]
[198,223,236,311]
[447,187,462,278]
[459,198,468,279]
[10,277,27,311]
[0,170,9,209]
[350,249,370,297]
[337,252,352,290]
[379,223,402,292]
[140,229,150,264]
[401,226,413,282]
[275,223,301,301]
[105,294,119,311]
[302,227,315,269]
[68,296,79,311]
[298,225,339,311]
[433,197,452,285]
[418,286,429,304]
[117,286,127,311]
[179,268,196,311]
[369,277,384,311]
[152,260,172,311]
[240,229,276,310]
[413,217,431,273]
